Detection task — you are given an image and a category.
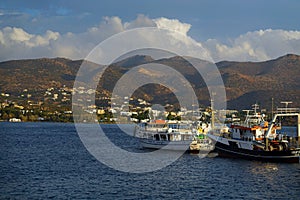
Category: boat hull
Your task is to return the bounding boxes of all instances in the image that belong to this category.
[140,139,190,151]
[214,141,300,163]
[139,139,214,154]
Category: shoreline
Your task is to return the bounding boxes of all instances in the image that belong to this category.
[0,120,133,125]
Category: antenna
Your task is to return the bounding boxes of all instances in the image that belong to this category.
[211,92,216,130]
[242,110,252,114]
[281,101,292,112]
[281,101,292,107]
[271,98,274,119]
[252,103,259,113]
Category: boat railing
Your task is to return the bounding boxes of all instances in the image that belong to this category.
[276,107,300,113]
[139,131,195,141]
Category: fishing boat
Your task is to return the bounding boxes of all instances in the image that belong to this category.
[207,103,300,163]
[135,120,214,153]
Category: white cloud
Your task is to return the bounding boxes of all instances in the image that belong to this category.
[0,15,198,61]
[154,18,191,36]
[124,14,156,29]
[6,27,32,42]
[0,15,300,62]
[0,27,59,46]
[0,27,60,60]
[205,29,300,61]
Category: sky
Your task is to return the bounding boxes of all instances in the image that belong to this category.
[1,0,300,62]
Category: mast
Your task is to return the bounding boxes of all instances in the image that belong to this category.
[252,103,259,114]
[211,97,214,130]
[271,98,274,120]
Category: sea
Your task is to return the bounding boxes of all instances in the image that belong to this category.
[1,122,299,199]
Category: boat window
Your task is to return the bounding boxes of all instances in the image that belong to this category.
[160,134,167,141]
[168,124,179,129]
[155,134,159,141]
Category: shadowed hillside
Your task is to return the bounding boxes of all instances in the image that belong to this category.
[0,54,299,110]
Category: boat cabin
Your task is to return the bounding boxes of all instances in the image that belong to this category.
[137,121,195,142]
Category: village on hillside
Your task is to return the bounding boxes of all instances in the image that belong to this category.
[0,85,241,123]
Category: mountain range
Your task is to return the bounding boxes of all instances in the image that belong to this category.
[0,54,299,110]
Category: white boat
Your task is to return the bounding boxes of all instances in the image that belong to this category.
[135,120,214,153]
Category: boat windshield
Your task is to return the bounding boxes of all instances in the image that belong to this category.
[168,124,190,130]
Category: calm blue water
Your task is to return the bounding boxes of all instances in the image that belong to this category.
[1,122,299,199]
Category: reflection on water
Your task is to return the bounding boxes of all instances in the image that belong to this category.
[250,162,279,174]
[249,162,279,184]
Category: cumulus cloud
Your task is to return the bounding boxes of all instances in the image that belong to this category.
[0,15,300,62]
[205,29,300,61]
[0,27,60,46]
[0,27,60,60]
[0,15,200,61]
[124,14,156,29]
[154,18,191,36]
